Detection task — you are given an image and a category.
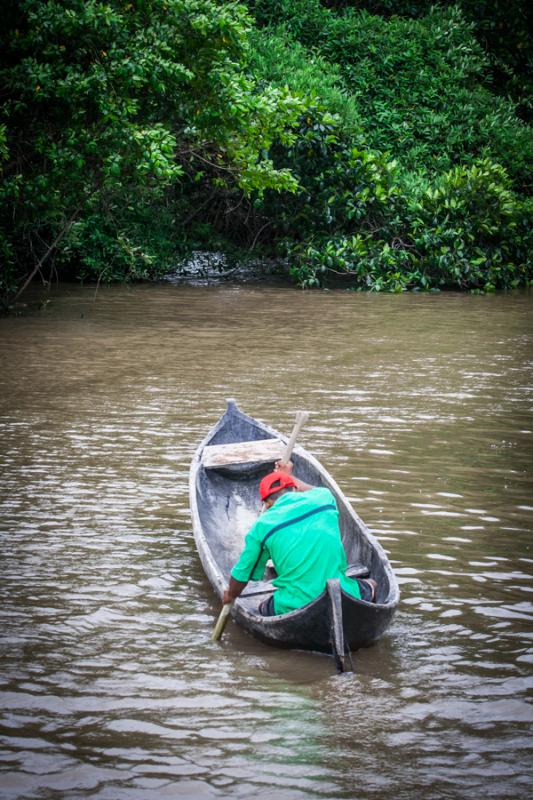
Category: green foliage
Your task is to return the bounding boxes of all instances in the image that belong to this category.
[250,2,532,189]
[59,191,180,283]
[409,160,532,291]
[291,160,532,292]
[1,0,531,302]
[0,0,304,302]
[0,124,16,298]
[247,26,362,138]
[264,108,399,240]
[246,23,400,248]
[249,0,329,41]
[245,0,532,293]
[328,1,533,119]
[291,234,417,291]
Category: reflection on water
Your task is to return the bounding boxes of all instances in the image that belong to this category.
[0,285,532,799]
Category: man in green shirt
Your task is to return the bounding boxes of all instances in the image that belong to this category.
[222,462,377,616]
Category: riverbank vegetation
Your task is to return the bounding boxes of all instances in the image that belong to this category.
[1,0,531,305]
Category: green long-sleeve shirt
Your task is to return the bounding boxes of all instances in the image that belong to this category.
[231,487,362,614]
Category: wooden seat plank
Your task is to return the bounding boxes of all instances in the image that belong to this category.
[202,438,284,468]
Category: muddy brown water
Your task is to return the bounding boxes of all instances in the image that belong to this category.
[0,284,532,799]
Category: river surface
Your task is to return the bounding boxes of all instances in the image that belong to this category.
[0,284,532,800]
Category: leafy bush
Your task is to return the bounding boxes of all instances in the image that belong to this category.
[409,160,532,290]
[247,26,362,139]
[248,2,532,191]
[261,106,399,242]
[249,0,329,41]
[0,124,16,298]
[245,23,401,248]
[1,0,531,302]
[0,0,305,304]
[245,3,531,292]
[291,234,418,291]
[329,0,533,119]
[59,191,180,283]
[290,160,532,291]
[324,6,531,188]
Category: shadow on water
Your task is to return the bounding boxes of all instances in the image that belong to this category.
[0,284,532,798]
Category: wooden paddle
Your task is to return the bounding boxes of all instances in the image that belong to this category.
[281,410,309,463]
[211,410,309,642]
[211,600,233,642]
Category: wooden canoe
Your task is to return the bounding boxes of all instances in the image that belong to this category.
[189,400,399,663]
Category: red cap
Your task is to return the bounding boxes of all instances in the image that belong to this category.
[259,471,297,501]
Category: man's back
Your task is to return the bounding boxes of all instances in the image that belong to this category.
[233,487,362,614]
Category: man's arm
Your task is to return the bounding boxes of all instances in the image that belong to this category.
[223,577,247,605]
[223,519,269,604]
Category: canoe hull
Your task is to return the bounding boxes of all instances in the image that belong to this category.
[232,589,397,652]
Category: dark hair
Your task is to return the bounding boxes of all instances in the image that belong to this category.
[266,486,295,502]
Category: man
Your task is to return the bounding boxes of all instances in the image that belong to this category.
[222,461,377,616]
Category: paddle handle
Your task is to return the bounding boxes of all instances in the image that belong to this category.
[211,601,233,641]
[282,411,309,463]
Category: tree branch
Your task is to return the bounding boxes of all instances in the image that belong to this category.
[12,192,95,303]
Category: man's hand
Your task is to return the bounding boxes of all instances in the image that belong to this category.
[275,459,293,474]
[275,459,314,493]
[223,576,248,605]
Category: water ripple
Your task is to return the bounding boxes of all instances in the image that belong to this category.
[1,286,532,799]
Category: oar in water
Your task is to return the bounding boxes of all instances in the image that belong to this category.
[211,410,309,642]
[211,600,233,642]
